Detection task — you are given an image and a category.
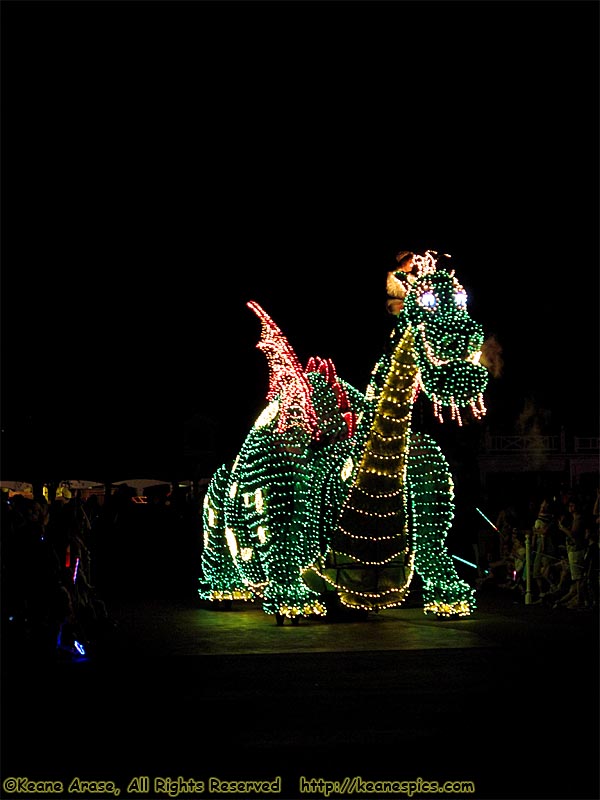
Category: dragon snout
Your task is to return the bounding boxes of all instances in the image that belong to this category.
[440,332,471,360]
[438,317,484,361]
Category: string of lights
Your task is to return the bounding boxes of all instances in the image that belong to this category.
[199,251,489,621]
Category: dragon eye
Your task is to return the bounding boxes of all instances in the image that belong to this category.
[419,291,437,309]
[454,291,467,309]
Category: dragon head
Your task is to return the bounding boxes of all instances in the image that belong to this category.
[386,250,489,423]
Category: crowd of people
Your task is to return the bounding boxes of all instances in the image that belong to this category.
[475,487,599,611]
[1,488,107,659]
[1,483,204,660]
[2,479,598,661]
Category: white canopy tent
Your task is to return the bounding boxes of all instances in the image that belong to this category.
[111,478,172,496]
[0,480,34,496]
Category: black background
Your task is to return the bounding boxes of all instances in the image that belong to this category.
[2,0,598,482]
[1,9,598,800]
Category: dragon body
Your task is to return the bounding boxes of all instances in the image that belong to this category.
[199,251,490,621]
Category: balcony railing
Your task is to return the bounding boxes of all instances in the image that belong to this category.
[483,432,599,454]
[574,436,600,452]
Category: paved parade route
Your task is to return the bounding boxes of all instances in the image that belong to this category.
[2,592,598,800]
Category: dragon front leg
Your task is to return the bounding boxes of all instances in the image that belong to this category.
[198,464,252,604]
[408,433,476,617]
[259,515,327,623]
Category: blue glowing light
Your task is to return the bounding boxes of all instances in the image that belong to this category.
[452,554,489,574]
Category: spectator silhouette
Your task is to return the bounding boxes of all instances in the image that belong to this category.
[554,499,586,609]
[3,495,68,656]
[531,498,559,601]
[581,513,599,609]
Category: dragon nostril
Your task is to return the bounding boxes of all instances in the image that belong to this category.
[441,333,469,359]
[470,334,484,354]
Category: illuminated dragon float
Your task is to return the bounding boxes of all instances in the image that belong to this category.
[199,251,491,623]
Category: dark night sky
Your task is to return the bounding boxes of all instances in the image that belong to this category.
[1,0,598,481]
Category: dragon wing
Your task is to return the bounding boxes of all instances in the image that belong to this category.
[247,301,320,439]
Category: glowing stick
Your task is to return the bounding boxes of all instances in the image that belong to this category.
[476,507,499,532]
[74,640,86,655]
[73,557,80,584]
[452,554,489,575]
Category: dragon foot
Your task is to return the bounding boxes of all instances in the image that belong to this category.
[423,599,473,617]
[421,576,476,618]
[275,613,301,626]
[271,601,327,623]
[204,588,254,603]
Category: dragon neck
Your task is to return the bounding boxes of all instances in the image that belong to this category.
[336,325,419,542]
[355,325,417,492]
[317,325,418,610]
